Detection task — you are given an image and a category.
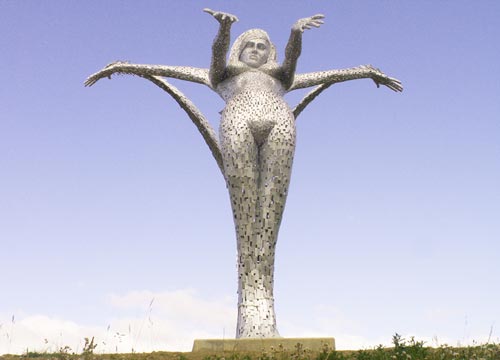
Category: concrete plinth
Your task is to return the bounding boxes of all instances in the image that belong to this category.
[192,337,335,353]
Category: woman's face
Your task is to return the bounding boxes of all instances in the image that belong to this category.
[239,38,270,68]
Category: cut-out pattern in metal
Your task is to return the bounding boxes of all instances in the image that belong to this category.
[85,9,402,339]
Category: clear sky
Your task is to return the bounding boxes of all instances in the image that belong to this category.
[1,0,499,355]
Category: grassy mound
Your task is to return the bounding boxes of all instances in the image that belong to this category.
[2,334,499,360]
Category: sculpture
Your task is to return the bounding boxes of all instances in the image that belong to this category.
[85,9,402,339]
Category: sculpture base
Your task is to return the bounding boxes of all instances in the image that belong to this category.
[192,337,335,353]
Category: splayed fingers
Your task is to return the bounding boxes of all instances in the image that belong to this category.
[294,14,325,32]
[363,65,403,92]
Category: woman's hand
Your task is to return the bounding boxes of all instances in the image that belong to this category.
[363,65,403,92]
[293,14,325,33]
[84,61,129,87]
[203,8,239,25]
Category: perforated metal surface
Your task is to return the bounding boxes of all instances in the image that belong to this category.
[85,8,402,339]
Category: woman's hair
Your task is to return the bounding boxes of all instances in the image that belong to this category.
[227,28,279,77]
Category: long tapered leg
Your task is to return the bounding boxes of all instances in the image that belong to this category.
[220,111,267,338]
[235,112,296,338]
[243,116,296,337]
[220,95,296,338]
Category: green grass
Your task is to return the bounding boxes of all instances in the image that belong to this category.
[1,334,499,360]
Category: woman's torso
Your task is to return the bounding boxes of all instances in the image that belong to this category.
[217,71,294,145]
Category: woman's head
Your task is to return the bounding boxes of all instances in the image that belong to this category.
[228,29,278,71]
[239,37,271,68]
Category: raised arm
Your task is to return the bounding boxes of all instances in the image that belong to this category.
[203,8,238,88]
[84,61,210,88]
[290,64,403,92]
[281,14,324,89]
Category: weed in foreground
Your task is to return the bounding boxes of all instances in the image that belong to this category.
[3,334,500,360]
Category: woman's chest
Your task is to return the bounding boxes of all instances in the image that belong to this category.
[217,71,285,101]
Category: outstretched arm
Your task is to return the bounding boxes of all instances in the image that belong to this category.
[281,14,324,89]
[84,61,210,88]
[290,65,403,92]
[85,68,224,175]
[204,8,238,88]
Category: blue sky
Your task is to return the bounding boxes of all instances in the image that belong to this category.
[1,0,499,354]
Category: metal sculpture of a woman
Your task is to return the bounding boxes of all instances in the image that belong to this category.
[85,9,402,339]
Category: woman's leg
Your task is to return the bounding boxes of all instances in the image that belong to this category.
[220,112,267,338]
[220,101,295,338]
[232,113,296,338]
[243,115,296,337]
